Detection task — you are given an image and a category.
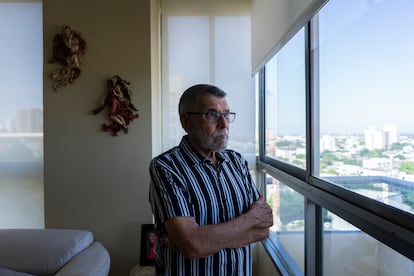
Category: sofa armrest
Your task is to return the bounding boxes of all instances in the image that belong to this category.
[0,267,34,276]
[0,229,94,275]
[55,241,111,276]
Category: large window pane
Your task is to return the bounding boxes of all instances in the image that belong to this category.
[323,209,414,275]
[264,28,306,169]
[316,0,414,215]
[0,1,43,228]
[266,174,304,273]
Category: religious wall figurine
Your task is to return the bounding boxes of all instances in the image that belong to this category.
[50,25,86,91]
[92,75,139,136]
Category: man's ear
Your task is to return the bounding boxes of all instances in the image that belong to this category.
[180,113,191,133]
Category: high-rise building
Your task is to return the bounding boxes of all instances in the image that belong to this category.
[364,125,400,150]
[364,126,384,150]
[320,134,336,152]
[15,108,43,133]
[383,124,400,146]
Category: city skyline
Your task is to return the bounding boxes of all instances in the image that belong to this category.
[0,108,43,133]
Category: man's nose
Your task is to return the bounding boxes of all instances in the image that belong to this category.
[217,114,229,127]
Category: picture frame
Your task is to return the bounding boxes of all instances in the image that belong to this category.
[140,224,159,266]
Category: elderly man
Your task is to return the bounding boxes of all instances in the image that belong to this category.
[149,84,273,275]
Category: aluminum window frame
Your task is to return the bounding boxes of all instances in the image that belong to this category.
[257,7,414,276]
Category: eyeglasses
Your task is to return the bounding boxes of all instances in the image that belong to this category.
[186,111,236,123]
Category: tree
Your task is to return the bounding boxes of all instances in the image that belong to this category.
[280,189,304,224]
[322,209,332,223]
[388,143,403,151]
[400,161,414,174]
[401,190,414,211]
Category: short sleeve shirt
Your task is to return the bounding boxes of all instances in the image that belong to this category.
[149,136,260,276]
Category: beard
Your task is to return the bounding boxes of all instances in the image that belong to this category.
[194,128,228,152]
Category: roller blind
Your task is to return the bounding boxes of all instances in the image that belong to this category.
[0,0,43,228]
[161,0,257,166]
[251,0,326,73]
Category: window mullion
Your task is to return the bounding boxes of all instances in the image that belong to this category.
[305,199,323,276]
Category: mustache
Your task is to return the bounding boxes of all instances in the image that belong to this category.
[213,129,228,137]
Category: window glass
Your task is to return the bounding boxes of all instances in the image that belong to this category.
[266,174,305,273]
[316,0,414,215]
[323,208,414,275]
[0,1,43,228]
[264,28,306,169]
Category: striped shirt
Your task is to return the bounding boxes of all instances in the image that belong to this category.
[149,136,260,276]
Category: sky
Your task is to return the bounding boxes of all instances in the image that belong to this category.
[268,0,414,135]
[317,0,414,134]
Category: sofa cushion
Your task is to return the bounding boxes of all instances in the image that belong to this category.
[0,229,94,275]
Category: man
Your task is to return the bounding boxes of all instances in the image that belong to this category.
[149,84,273,275]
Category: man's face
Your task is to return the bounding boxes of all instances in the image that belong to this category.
[183,94,230,156]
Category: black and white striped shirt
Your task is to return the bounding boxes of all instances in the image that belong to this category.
[149,136,260,276]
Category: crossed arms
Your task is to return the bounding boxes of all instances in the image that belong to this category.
[163,196,273,259]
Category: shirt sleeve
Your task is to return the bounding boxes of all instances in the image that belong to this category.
[149,158,194,226]
[242,157,261,203]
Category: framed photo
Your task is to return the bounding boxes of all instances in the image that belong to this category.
[140,224,159,266]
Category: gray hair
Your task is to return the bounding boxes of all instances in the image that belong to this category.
[178,84,227,114]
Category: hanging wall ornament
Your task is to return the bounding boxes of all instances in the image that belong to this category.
[92,75,139,136]
[49,25,86,92]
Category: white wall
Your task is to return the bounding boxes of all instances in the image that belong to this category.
[43,1,154,275]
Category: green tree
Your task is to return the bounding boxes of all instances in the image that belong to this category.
[343,158,362,166]
[388,143,403,150]
[360,148,384,158]
[400,161,414,174]
[401,190,414,211]
[321,151,340,162]
[322,209,332,223]
[395,154,406,160]
[325,168,338,175]
[280,189,304,224]
[296,153,305,159]
[370,149,384,158]
[277,140,292,147]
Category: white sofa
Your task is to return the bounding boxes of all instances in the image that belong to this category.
[0,228,110,276]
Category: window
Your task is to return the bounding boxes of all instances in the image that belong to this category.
[323,210,414,275]
[0,1,43,228]
[266,175,305,273]
[264,29,306,170]
[257,0,414,274]
[316,0,414,217]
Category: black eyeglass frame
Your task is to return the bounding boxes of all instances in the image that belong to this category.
[186,111,236,123]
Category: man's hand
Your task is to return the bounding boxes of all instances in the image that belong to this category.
[242,196,273,241]
[248,196,273,228]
